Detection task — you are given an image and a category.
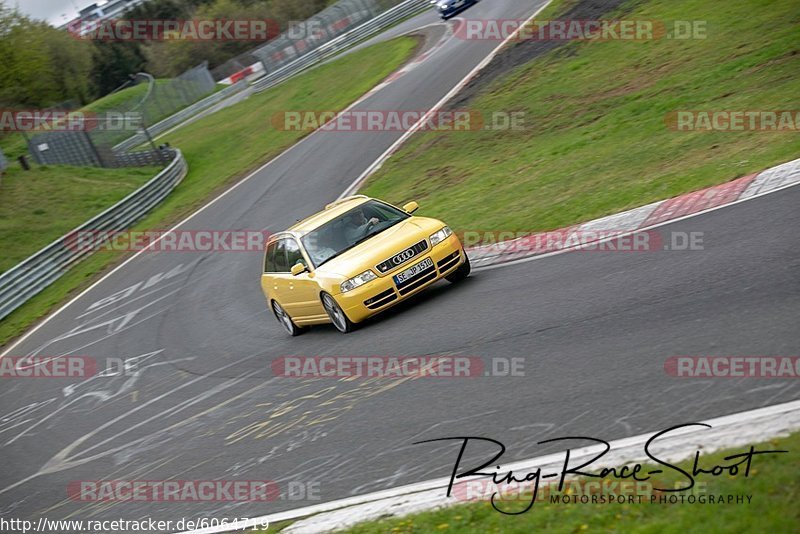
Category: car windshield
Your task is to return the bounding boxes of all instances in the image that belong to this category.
[301,200,410,267]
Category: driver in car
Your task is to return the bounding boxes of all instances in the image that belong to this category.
[343,208,380,242]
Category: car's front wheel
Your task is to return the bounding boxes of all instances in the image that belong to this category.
[321,292,356,333]
[272,300,305,336]
[446,253,471,283]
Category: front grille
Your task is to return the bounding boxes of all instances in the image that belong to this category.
[375,239,428,273]
[364,288,397,309]
[395,264,437,296]
[437,251,461,273]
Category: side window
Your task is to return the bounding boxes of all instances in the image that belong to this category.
[273,239,289,272]
[285,238,306,268]
[264,241,278,273]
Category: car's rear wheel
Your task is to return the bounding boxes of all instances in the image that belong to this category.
[321,292,355,333]
[446,253,471,283]
[272,300,305,336]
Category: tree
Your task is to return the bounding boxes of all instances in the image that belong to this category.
[41,21,93,105]
[90,40,148,97]
[0,5,94,107]
[0,0,341,105]
[141,0,331,75]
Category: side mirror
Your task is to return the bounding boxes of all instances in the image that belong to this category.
[402,201,419,214]
[290,263,307,276]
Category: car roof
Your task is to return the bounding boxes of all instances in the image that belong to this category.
[284,195,372,236]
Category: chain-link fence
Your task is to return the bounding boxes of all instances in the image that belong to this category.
[212,0,408,80]
[26,64,216,168]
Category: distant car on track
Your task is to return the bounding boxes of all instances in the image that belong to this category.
[433,0,479,20]
[261,195,470,335]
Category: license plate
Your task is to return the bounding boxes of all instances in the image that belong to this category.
[394,257,433,284]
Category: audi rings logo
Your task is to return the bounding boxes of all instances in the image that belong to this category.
[376,240,427,273]
[392,249,415,265]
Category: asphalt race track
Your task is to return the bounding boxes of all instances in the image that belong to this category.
[1,0,799,527]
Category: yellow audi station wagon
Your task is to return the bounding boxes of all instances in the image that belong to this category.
[261,195,470,335]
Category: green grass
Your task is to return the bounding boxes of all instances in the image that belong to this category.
[0,36,418,347]
[360,0,800,235]
[335,431,800,533]
[0,133,28,161]
[536,0,579,19]
[158,39,419,209]
[0,165,157,272]
[85,79,221,147]
[81,79,223,116]
[81,82,151,114]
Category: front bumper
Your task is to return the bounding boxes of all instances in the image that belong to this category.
[335,233,465,323]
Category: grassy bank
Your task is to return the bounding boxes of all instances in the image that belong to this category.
[0,36,417,347]
[339,431,799,533]
[360,0,800,234]
[0,165,157,272]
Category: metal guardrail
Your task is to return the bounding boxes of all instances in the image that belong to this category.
[0,150,188,321]
[114,81,248,153]
[252,0,430,93]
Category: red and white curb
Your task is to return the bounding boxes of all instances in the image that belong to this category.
[180,400,800,533]
[467,157,800,269]
[219,62,266,85]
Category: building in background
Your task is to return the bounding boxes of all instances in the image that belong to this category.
[59,0,150,35]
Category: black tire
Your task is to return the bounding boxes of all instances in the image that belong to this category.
[446,253,471,283]
[321,292,356,333]
[272,300,305,336]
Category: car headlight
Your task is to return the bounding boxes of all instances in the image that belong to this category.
[429,226,453,246]
[340,269,377,293]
